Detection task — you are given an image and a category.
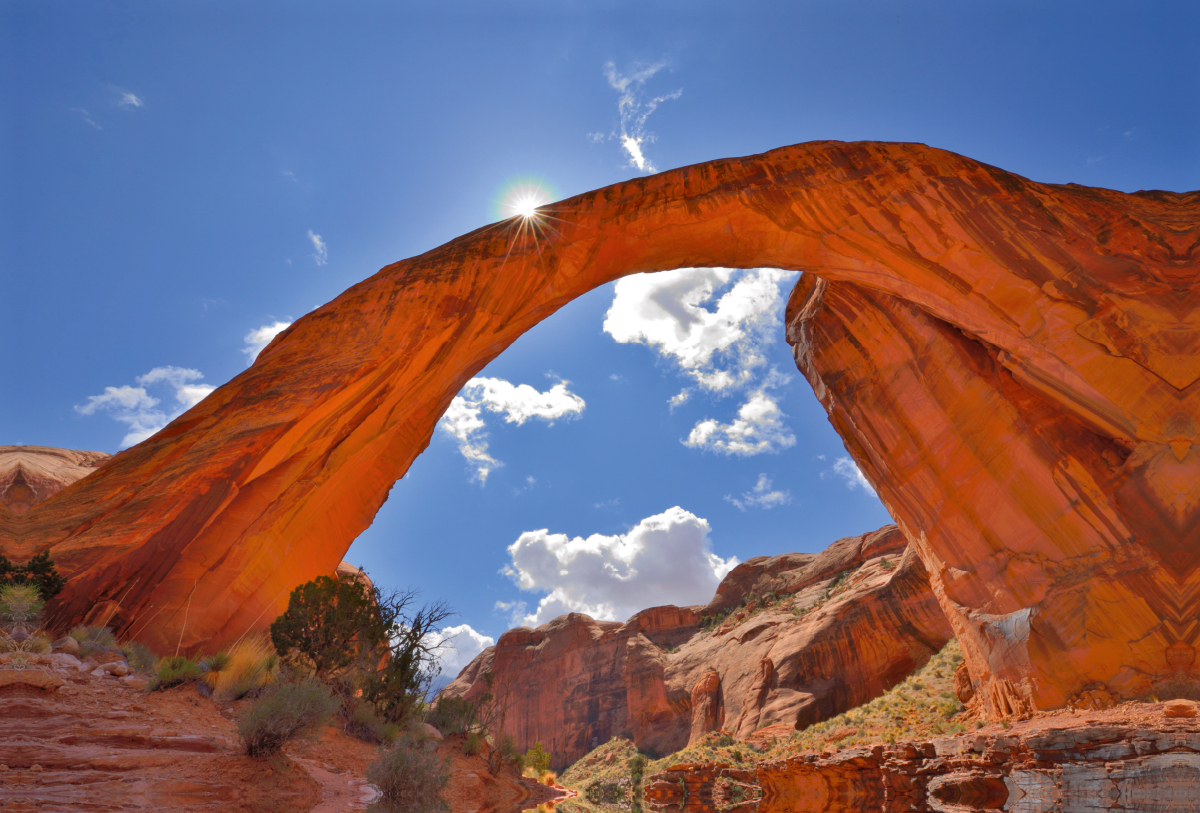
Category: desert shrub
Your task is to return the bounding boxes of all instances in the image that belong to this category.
[151,655,203,690]
[270,573,452,727]
[426,695,477,734]
[70,625,120,659]
[524,741,551,776]
[585,782,626,805]
[200,651,232,674]
[121,641,159,674]
[269,574,389,677]
[0,584,45,625]
[205,635,278,700]
[238,678,338,757]
[463,731,484,755]
[344,699,400,745]
[367,736,450,813]
[0,551,66,599]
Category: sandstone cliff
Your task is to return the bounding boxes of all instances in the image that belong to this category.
[0,446,110,516]
[2,142,1195,710]
[440,526,952,769]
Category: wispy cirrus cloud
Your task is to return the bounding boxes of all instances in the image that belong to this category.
[439,377,586,483]
[76,366,215,448]
[822,456,877,496]
[307,230,328,266]
[109,86,144,108]
[597,60,681,173]
[70,108,102,130]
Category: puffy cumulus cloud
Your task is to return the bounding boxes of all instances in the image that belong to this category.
[242,321,292,363]
[830,456,877,496]
[600,60,681,173]
[439,377,585,483]
[427,623,495,679]
[307,230,328,265]
[604,268,793,392]
[725,474,792,511]
[502,507,738,627]
[684,389,795,456]
[76,366,215,448]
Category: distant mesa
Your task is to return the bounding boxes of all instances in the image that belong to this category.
[2,142,1198,718]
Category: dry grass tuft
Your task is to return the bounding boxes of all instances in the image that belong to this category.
[205,634,278,699]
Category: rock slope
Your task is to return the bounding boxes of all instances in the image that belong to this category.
[440,526,952,769]
[2,142,1195,702]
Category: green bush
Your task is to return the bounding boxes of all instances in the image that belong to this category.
[344,700,400,745]
[524,741,551,775]
[121,641,159,674]
[366,737,450,813]
[0,552,66,599]
[237,679,338,757]
[269,574,388,677]
[151,656,203,690]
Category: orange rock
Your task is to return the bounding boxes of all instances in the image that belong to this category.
[441,527,951,768]
[1,142,1195,699]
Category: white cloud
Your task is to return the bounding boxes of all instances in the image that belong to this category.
[832,456,877,496]
[242,321,292,363]
[605,267,798,456]
[600,60,681,173]
[604,268,793,393]
[725,474,792,511]
[117,91,143,108]
[76,366,214,448]
[428,623,495,677]
[494,600,530,627]
[685,388,796,456]
[439,377,586,483]
[502,506,738,627]
[307,230,328,266]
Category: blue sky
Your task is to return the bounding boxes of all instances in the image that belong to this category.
[4,1,1198,676]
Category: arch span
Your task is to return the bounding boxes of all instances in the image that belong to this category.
[5,140,1200,712]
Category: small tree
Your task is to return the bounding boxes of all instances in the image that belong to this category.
[0,552,67,599]
[524,741,551,775]
[269,573,388,677]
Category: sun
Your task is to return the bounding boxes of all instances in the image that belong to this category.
[496,177,557,221]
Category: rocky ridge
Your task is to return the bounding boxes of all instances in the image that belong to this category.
[0,447,109,517]
[643,702,1200,812]
[441,526,952,769]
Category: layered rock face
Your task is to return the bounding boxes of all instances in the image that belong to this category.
[440,527,952,769]
[784,185,1200,713]
[3,141,1196,700]
[0,447,109,516]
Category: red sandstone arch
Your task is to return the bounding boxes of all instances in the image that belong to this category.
[4,141,1199,713]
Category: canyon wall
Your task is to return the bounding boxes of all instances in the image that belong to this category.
[2,142,1196,711]
[0,447,110,517]
[441,527,952,769]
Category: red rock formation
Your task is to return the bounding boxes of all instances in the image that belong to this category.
[644,705,1200,813]
[441,527,952,769]
[0,447,109,516]
[2,142,1196,704]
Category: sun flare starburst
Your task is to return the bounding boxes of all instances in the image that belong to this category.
[496,178,557,222]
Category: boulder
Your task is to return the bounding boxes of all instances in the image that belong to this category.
[51,636,80,656]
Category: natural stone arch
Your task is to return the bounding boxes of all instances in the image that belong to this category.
[5,140,1199,714]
